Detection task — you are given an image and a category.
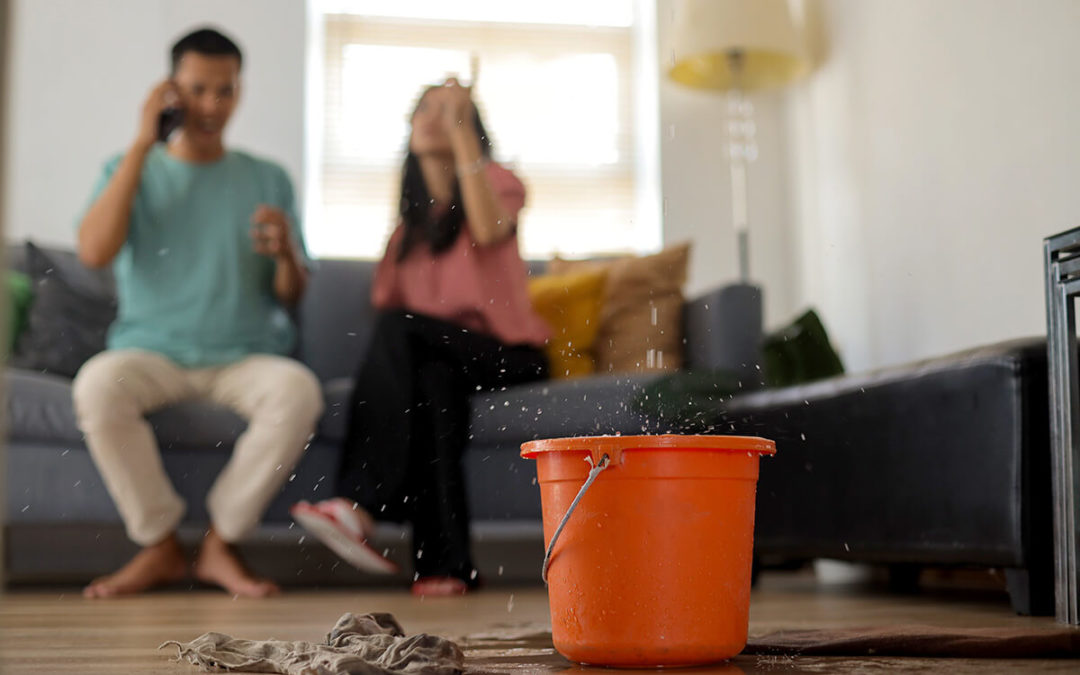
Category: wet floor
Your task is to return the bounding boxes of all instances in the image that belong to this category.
[1,573,1076,673]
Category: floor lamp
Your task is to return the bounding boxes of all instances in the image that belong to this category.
[668,0,811,284]
[666,0,811,385]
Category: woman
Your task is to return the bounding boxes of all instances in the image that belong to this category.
[293,80,550,596]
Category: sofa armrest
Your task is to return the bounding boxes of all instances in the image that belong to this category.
[683,283,763,385]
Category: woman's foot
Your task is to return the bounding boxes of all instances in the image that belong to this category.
[83,534,188,599]
[193,528,280,598]
[411,576,470,597]
[291,498,400,574]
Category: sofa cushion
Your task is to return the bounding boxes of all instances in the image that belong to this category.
[307,373,670,447]
[5,369,80,445]
[467,372,666,446]
[7,439,341,525]
[10,242,117,378]
[316,377,353,443]
[5,368,248,447]
[8,368,363,449]
[297,259,378,383]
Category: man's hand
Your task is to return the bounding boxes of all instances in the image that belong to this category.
[136,80,179,150]
[250,205,295,260]
[250,205,308,306]
[78,80,176,268]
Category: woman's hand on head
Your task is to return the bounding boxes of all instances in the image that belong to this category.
[440,79,474,136]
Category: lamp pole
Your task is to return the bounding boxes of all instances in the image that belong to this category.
[726,49,755,284]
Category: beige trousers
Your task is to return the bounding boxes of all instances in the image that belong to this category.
[72,349,324,546]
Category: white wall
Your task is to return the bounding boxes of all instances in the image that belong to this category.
[2,0,304,247]
[788,0,1080,371]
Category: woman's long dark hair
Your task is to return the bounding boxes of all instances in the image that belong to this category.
[397,85,494,261]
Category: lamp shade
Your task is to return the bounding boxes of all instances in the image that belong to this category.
[669,0,809,91]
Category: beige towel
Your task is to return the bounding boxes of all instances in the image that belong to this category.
[161,612,463,675]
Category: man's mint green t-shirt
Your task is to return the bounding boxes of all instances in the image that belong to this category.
[86,145,309,368]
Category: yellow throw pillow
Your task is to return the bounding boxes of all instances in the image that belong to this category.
[528,269,609,379]
[548,243,691,374]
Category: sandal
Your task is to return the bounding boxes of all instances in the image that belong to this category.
[411,576,470,597]
[290,498,400,575]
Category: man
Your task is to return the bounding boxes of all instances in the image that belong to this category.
[73,28,322,598]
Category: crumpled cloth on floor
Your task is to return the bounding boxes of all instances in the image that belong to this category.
[160,612,464,675]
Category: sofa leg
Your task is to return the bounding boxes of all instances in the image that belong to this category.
[887,564,923,593]
[1006,567,1054,616]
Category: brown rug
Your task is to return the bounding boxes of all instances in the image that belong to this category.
[459,625,1080,673]
[744,625,1080,658]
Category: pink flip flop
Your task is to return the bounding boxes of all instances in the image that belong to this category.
[412,576,470,597]
[290,499,400,575]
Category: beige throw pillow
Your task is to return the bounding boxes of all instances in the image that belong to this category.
[548,243,691,373]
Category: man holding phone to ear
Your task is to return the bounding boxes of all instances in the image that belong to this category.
[72,28,323,598]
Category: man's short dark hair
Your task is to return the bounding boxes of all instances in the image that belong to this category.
[170,28,243,73]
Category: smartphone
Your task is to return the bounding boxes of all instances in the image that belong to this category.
[158,106,184,143]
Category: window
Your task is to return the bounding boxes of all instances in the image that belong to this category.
[306,0,659,259]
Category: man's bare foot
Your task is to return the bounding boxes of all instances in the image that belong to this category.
[193,528,280,598]
[83,534,188,599]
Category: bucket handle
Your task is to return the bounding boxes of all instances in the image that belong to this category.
[542,453,611,584]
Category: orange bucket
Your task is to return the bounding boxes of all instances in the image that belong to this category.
[521,434,776,668]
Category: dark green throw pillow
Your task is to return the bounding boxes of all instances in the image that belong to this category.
[6,270,33,354]
[761,309,844,388]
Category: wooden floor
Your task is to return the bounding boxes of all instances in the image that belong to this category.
[0,572,1076,673]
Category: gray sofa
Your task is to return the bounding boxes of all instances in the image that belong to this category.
[3,242,761,585]
[735,339,1055,615]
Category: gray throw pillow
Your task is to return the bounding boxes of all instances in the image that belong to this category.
[10,242,117,378]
